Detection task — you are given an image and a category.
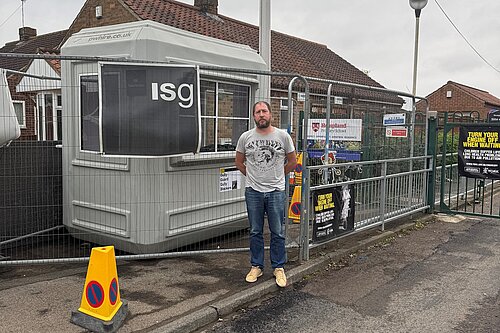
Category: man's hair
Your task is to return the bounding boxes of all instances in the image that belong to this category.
[252,101,271,115]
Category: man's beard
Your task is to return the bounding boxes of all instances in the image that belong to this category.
[255,118,270,128]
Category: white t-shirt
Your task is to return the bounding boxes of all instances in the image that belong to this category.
[236,127,295,192]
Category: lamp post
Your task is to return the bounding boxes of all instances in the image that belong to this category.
[409,0,428,97]
[407,0,427,206]
[259,0,271,99]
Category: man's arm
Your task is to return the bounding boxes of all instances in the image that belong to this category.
[235,151,246,176]
[284,151,297,174]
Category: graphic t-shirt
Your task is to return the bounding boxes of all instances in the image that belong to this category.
[236,127,295,192]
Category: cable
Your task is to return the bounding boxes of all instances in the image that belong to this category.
[434,0,500,74]
[0,4,22,30]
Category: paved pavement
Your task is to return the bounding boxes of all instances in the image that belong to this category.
[0,215,433,333]
[206,214,500,332]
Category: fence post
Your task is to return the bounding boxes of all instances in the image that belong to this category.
[426,111,438,212]
[380,161,387,231]
[439,112,450,212]
[299,82,310,263]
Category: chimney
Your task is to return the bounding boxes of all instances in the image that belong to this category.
[194,0,218,15]
[19,27,37,41]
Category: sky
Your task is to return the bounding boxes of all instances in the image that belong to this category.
[1,0,499,98]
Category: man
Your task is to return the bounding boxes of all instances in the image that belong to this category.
[235,101,297,288]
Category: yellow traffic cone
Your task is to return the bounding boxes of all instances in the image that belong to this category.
[294,153,303,185]
[288,185,302,223]
[71,246,128,333]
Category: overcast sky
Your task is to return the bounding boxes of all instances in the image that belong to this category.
[1,0,499,98]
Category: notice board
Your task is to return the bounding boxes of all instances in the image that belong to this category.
[312,184,355,243]
[458,124,500,179]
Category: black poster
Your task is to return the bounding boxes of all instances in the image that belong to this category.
[312,184,355,243]
[312,187,336,243]
[100,63,200,157]
[458,125,500,179]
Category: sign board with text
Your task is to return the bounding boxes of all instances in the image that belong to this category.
[307,119,362,141]
[488,109,500,123]
[458,124,500,179]
[385,126,408,138]
[383,113,406,126]
[219,167,241,192]
[312,184,355,243]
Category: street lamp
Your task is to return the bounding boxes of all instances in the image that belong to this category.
[407,0,427,202]
[409,0,428,96]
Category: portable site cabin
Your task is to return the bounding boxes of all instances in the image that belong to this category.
[61,20,267,253]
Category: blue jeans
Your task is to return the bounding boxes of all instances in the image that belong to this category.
[245,187,286,269]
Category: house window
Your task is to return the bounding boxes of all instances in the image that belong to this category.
[44,93,54,140]
[199,80,250,152]
[56,94,62,141]
[35,92,62,141]
[13,100,26,128]
[80,75,100,152]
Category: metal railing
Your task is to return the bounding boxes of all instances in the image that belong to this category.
[1,52,432,265]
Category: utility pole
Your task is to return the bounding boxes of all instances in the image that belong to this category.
[258,0,271,100]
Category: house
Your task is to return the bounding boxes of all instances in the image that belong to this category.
[417,81,500,121]
[2,0,400,141]
[0,28,67,140]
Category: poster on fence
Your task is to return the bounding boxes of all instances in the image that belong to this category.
[458,125,500,179]
[312,184,355,243]
[219,167,241,192]
[312,187,336,243]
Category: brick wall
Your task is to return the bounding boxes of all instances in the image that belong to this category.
[0,141,62,244]
[63,0,139,45]
[417,82,489,120]
[7,75,37,140]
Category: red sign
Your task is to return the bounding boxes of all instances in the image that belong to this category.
[385,127,408,138]
[86,281,105,308]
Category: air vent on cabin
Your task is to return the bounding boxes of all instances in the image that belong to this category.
[446,90,452,98]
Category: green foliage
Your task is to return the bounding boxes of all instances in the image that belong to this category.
[437,129,459,165]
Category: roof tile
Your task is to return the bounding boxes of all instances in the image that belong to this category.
[122,0,383,89]
[0,30,67,71]
[450,81,500,107]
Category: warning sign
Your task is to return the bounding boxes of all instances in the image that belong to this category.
[312,188,336,243]
[385,126,408,138]
[86,281,105,308]
[312,184,355,243]
[220,167,241,192]
[458,124,500,179]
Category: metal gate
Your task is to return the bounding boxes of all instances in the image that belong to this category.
[432,112,500,218]
[295,78,433,261]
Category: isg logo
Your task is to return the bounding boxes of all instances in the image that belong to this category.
[151,82,194,109]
